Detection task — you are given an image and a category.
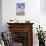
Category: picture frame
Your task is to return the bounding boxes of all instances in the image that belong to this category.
[16,3,25,16]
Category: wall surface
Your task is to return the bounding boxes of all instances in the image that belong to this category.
[0,0,2,32]
[40,0,46,31]
[2,0,40,31]
[2,0,46,46]
[40,0,46,13]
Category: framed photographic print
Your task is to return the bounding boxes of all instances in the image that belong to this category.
[16,3,25,16]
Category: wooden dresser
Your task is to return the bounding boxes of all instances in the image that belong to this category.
[7,23,34,46]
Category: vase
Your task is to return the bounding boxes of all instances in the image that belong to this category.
[39,40,45,46]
